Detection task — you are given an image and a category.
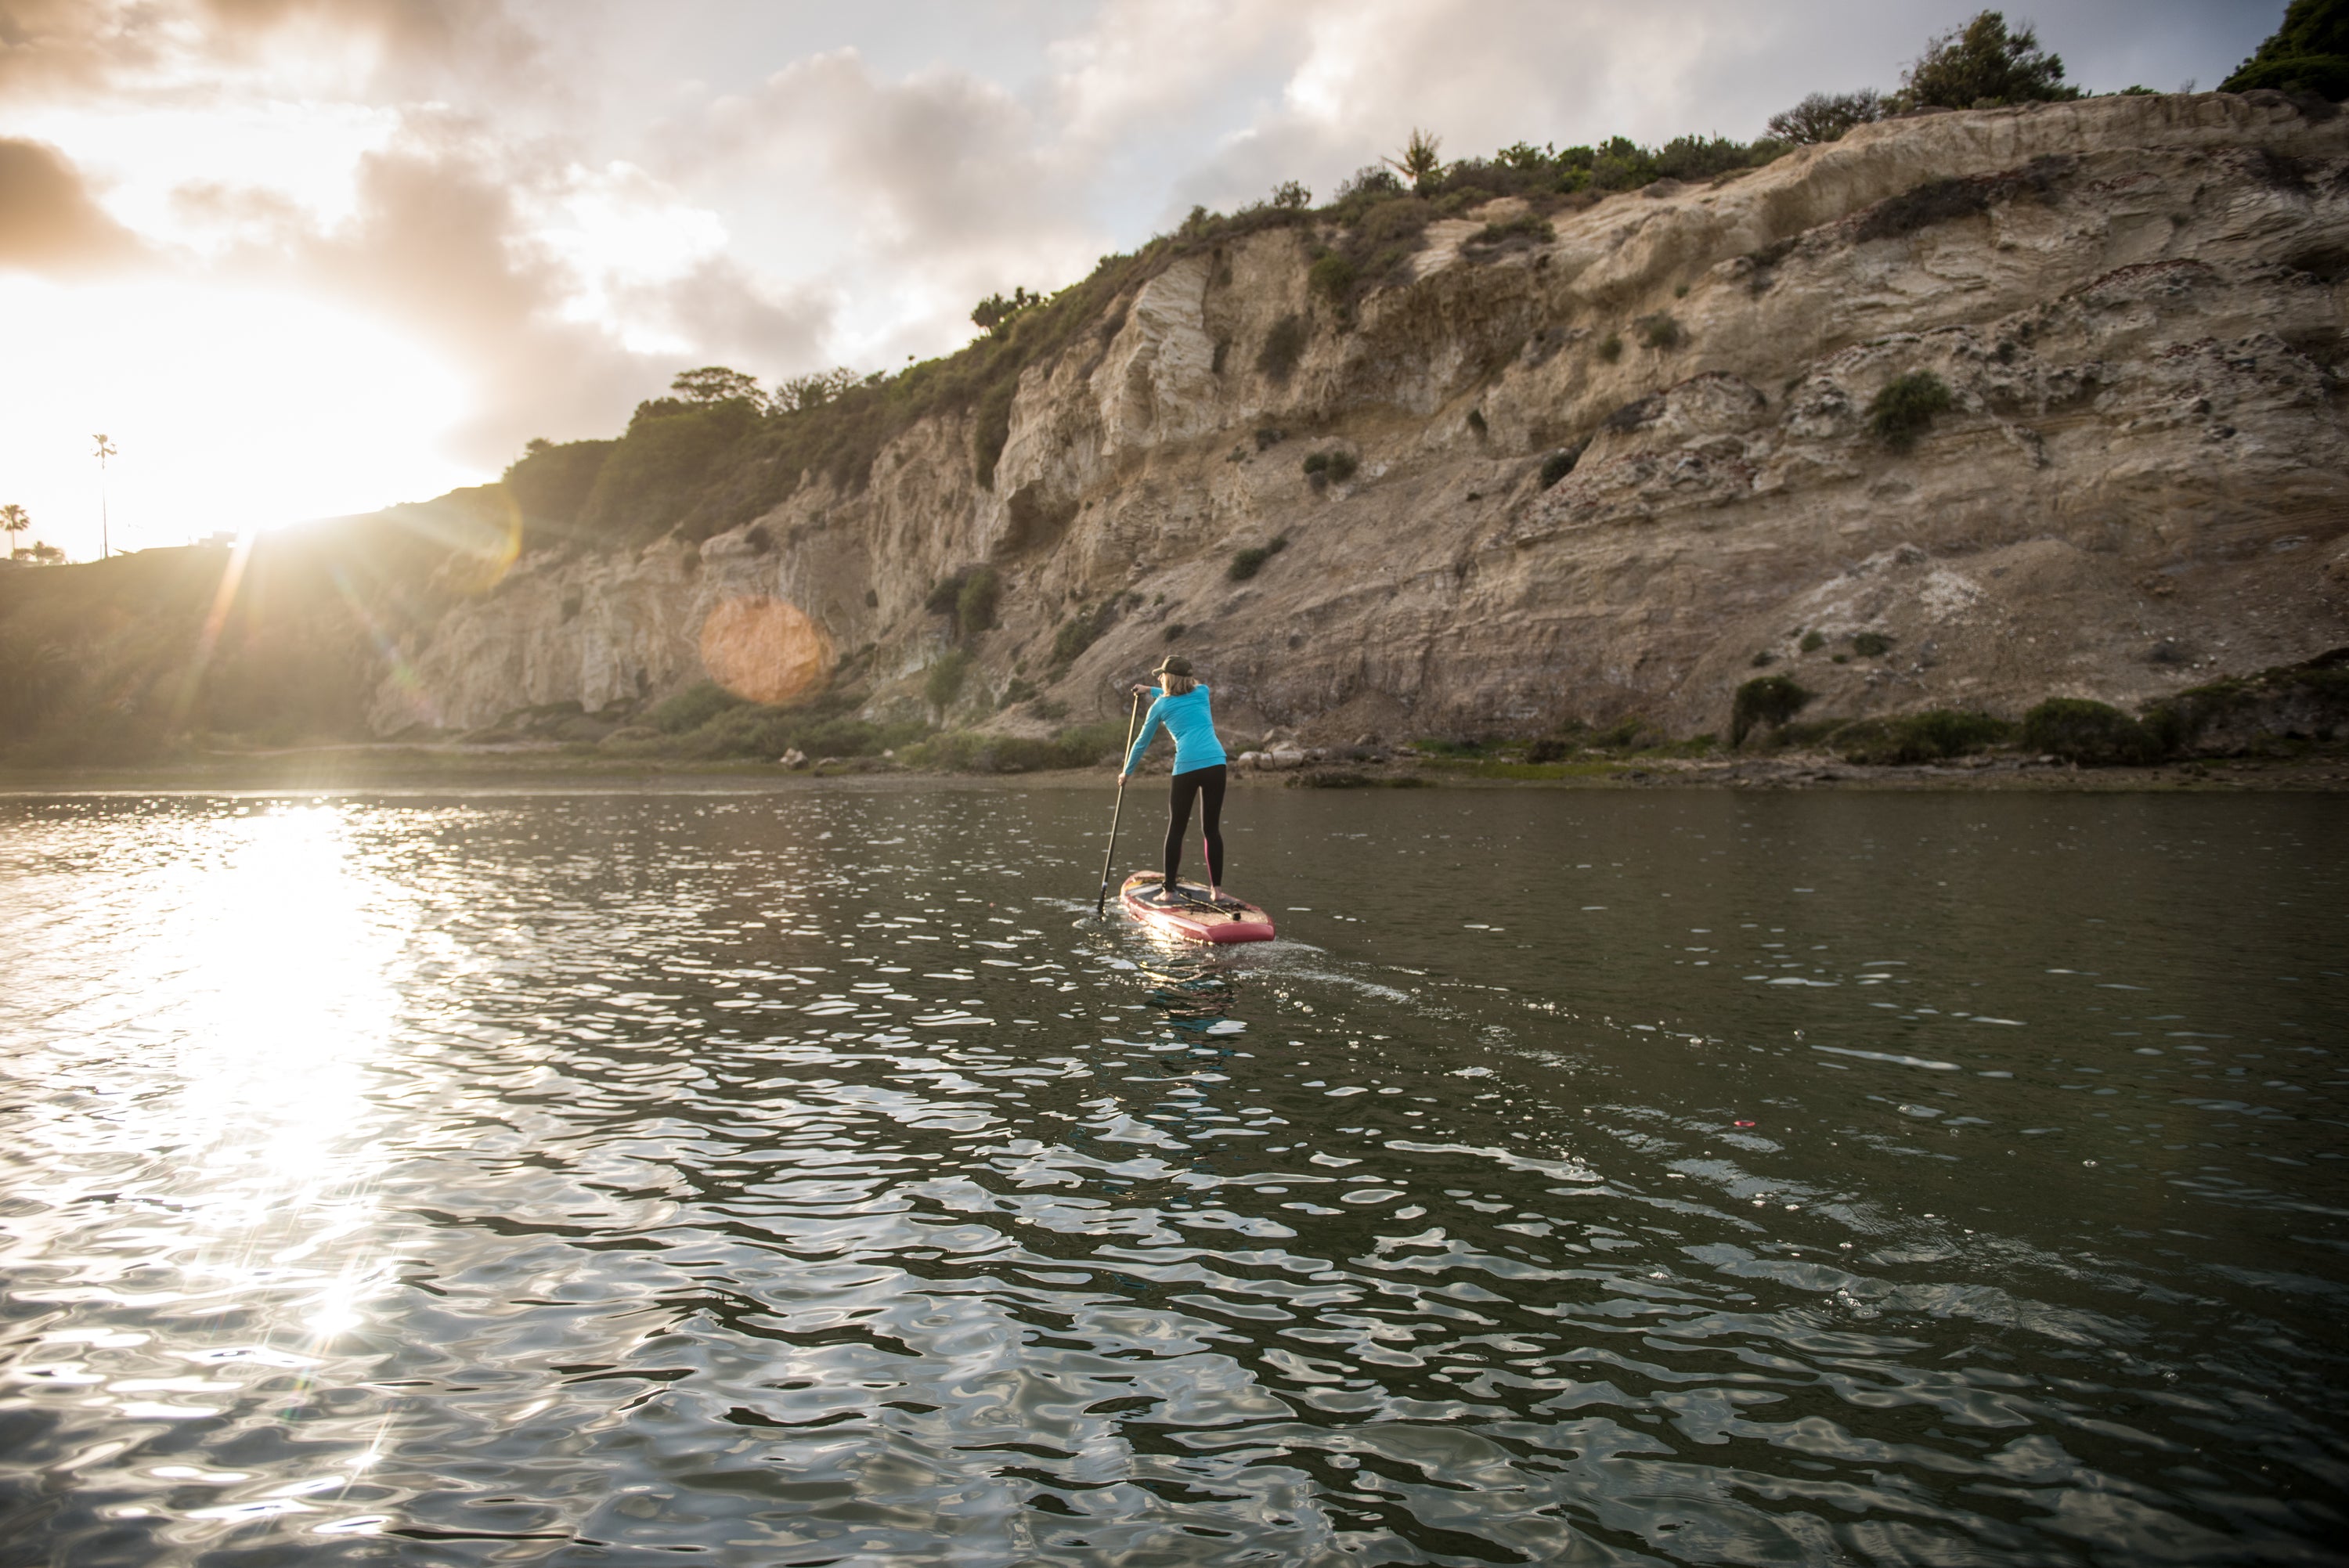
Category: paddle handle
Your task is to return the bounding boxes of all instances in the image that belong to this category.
[1096,689,1144,915]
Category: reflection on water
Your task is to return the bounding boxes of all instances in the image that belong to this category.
[2,787,2344,1565]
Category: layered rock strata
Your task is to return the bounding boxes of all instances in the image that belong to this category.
[374,92,2349,744]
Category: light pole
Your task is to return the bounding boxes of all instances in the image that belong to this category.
[93,434,116,558]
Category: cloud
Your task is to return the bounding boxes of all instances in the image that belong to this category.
[0,136,144,272]
[276,130,832,467]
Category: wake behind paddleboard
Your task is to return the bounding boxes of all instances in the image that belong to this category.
[1119,871,1276,944]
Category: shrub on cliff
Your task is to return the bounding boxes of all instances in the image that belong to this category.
[1539,447,1582,488]
[1302,451,1356,492]
[2221,0,2349,99]
[1899,10,2080,109]
[651,681,745,734]
[1768,90,1886,144]
[1637,312,1684,351]
[1308,252,1358,304]
[1869,372,1955,452]
[1731,676,1810,746]
[503,438,615,531]
[925,650,971,713]
[956,567,1000,639]
[2021,697,2160,765]
[1228,535,1290,580]
[577,398,762,542]
[1257,314,1309,384]
[1048,600,1120,672]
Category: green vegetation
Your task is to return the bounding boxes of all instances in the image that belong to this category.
[1636,312,1685,351]
[1868,371,1956,452]
[955,566,999,639]
[629,680,932,762]
[2221,0,2349,99]
[904,719,1128,774]
[1307,252,1358,304]
[1387,127,1445,193]
[2142,651,2349,755]
[2020,697,2160,765]
[1851,631,1893,657]
[1257,313,1309,383]
[1832,708,2009,764]
[1048,600,1119,672]
[1596,333,1623,363]
[1732,675,1811,745]
[1768,90,1886,144]
[1539,446,1581,488]
[1301,450,1358,491]
[1902,11,2080,109]
[924,649,972,712]
[1228,535,1290,581]
[1469,212,1556,249]
[970,285,1041,335]
[1799,630,1826,653]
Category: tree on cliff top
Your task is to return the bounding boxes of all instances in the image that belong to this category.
[1768,89,1887,144]
[670,366,767,408]
[1899,11,2080,109]
[2221,0,2349,99]
[972,287,1039,336]
[1384,128,1443,193]
[1,504,27,551]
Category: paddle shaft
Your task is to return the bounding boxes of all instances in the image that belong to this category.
[1095,690,1144,915]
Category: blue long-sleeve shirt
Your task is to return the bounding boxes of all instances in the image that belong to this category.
[1124,686,1228,775]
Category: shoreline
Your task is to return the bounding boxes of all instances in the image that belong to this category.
[3,745,2345,795]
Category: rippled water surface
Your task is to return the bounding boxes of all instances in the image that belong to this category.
[2,785,2346,1566]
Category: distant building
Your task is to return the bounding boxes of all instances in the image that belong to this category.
[201,532,238,549]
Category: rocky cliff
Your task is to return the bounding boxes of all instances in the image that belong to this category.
[373,92,2349,748]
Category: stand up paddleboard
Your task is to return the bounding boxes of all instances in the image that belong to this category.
[1119,872,1276,944]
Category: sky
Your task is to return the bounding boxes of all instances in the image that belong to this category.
[0,0,2279,560]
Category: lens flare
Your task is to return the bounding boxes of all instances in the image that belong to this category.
[698,597,832,704]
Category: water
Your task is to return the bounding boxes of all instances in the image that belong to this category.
[2,785,2344,1566]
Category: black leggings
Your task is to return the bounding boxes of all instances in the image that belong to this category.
[1164,765,1226,889]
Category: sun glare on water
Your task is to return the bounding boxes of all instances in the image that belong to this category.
[21,806,422,1361]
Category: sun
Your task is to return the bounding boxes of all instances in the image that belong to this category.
[0,274,477,554]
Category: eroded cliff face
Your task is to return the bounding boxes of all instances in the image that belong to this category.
[376,92,2349,743]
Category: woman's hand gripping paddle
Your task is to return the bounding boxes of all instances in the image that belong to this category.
[1094,689,1145,918]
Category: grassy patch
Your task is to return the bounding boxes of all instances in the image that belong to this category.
[1833,708,2009,765]
[904,719,1127,773]
[2020,697,2160,766]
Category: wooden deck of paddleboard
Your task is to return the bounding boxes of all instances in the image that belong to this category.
[1118,872,1276,944]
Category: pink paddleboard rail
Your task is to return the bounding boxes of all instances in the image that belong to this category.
[1118,873,1276,944]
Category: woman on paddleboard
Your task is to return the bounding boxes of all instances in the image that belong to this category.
[1120,654,1229,906]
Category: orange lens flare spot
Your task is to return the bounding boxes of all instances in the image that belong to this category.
[698,597,832,705]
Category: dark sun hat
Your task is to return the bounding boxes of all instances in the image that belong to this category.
[1152,654,1193,677]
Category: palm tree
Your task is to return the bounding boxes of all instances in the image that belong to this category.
[92,434,117,557]
[1384,127,1444,193]
[0,504,27,557]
